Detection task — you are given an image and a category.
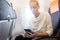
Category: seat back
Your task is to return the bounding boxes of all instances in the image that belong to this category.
[50,11,60,30]
[49,0,60,35]
[0,0,17,40]
[50,11,60,36]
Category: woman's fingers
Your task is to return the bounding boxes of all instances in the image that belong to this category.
[24,32,33,37]
[24,32,30,37]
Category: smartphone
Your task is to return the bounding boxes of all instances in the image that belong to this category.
[24,29,33,34]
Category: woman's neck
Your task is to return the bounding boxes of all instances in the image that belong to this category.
[35,12,40,18]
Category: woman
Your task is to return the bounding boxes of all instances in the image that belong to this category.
[24,0,53,39]
[15,0,53,40]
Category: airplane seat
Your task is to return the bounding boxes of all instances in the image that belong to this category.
[0,0,17,40]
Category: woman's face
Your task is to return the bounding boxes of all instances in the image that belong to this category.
[29,2,39,14]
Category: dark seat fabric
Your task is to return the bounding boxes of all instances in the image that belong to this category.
[50,11,60,36]
[50,11,60,30]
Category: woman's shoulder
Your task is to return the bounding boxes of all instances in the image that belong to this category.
[41,12,51,17]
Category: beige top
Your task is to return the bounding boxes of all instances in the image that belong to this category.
[29,12,53,36]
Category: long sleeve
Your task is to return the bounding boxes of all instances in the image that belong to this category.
[46,13,53,36]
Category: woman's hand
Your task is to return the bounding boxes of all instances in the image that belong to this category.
[24,31,32,37]
[24,32,41,38]
[30,32,40,37]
